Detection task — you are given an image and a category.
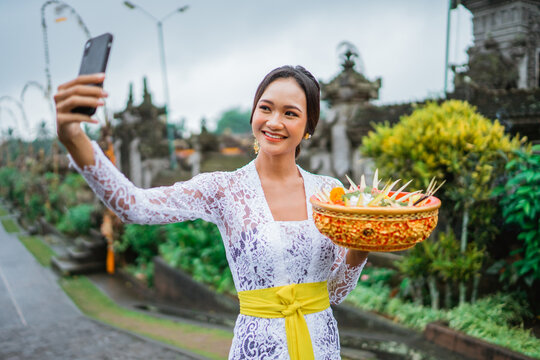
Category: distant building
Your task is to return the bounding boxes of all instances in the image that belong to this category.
[315,2,540,172]
[462,0,540,89]
[453,0,540,142]
[112,78,169,187]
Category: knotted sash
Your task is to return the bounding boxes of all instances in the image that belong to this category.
[237,281,330,360]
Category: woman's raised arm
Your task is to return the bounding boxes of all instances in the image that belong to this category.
[69,141,227,226]
[55,74,227,226]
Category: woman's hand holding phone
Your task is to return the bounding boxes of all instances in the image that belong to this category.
[54,73,107,143]
[54,73,107,167]
[55,32,112,167]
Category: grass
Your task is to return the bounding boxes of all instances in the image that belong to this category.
[60,275,232,359]
[18,235,57,267]
[1,218,20,233]
[0,206,8,217]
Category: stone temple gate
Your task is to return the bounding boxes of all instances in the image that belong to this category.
[306,42,381,184]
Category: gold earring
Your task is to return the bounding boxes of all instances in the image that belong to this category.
[253,138,260,154]
[304,133,311,140]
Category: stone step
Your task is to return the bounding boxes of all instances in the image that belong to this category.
[89,227,105,240]
[38,218,64,237]
[75,236,107,252]
[51,256,104,276]
[67,246,96,262]
[41,234,70,258]
[341,347,378,360]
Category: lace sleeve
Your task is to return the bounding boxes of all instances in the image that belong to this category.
[68,141,226,226]
[327,246,367,305]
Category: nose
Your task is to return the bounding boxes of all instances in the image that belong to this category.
[266,112,284,130]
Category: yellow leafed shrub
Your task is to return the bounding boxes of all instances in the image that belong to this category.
[361,100,523,201]
[361,100,525,245]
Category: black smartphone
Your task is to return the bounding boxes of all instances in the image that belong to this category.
[71,33,113,116]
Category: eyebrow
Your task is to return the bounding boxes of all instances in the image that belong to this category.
[259,99,303,113]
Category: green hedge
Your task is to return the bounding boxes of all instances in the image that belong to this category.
[347,285,540,358]
[118,220,235,295]
[492,145,540,288]
[0,167,96,232]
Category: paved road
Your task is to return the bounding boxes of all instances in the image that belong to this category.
[0,216,203,360]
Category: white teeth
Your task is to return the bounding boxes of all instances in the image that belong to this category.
[264,132,284,139]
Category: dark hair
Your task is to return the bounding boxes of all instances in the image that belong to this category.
[250,65,320,158]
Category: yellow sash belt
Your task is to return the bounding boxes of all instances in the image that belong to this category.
[237,281,330,360]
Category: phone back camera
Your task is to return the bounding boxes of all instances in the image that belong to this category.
[84,41,91,55]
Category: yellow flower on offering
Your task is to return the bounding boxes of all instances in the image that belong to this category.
[329,187,345,205]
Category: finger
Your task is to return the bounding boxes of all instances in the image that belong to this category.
[57,112,99,125]
[56,95,103,113]
[54,84,107,104]
[57,73,106,91]
[56,95,104,113]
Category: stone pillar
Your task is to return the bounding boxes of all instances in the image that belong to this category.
[129,137,142,187]
[320,43,381,182]
[189,150,201,178]
[329,106,351,179]
[142,161,152,189]
[309,135,332,177]
[114,139,122,172]
[353,154,375,186]
[518,55,528,89]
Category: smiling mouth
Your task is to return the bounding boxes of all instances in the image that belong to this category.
[262,131,287,139]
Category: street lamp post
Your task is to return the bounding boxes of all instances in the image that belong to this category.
[444,0,460,96]
[124,2,189,170]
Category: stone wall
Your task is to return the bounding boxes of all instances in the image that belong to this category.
[152,256,239,314]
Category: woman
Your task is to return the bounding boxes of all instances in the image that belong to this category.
[55,65,368,359]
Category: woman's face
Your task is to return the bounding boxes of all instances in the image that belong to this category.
[251,77,307,158]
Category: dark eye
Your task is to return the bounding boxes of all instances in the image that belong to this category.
[285,111,298,117]
[259,105,270,111]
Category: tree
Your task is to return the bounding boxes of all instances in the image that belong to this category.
[215,107,251,135]
[493,146,540,289]
[362,100,524,306]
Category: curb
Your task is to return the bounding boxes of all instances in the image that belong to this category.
[424,321,537,360]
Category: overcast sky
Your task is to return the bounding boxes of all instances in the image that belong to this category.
[0,0,473,140]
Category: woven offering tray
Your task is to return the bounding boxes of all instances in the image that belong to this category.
[310,191,441,252]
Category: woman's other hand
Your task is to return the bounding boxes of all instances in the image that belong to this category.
[346,249,369,267]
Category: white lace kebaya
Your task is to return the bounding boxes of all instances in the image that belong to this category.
[69,141,366,360]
